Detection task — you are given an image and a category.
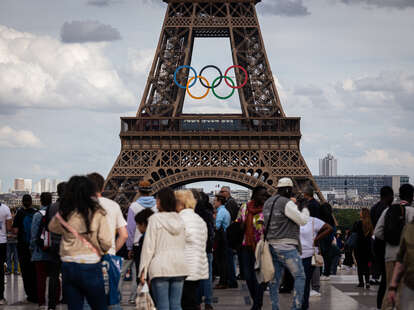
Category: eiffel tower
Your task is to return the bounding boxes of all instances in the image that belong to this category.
[103,0,323,208]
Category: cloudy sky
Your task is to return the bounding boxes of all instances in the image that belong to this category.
[0,0,413,192]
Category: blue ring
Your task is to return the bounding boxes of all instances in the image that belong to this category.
[174,65,198,89]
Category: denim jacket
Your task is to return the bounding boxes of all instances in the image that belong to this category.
[30,206,55,262]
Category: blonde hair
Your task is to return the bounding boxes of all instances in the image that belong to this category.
[175,190,197,210]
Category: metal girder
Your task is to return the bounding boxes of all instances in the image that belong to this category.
[104,0,323,210]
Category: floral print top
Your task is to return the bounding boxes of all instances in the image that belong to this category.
[236,202,265,246]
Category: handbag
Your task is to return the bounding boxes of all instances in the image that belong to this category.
[255,196,280,284]
[55,213,122,305]
[227,221,244,250]
[136,282,156,310]
[346,232,358,249]
[311,219,324,267]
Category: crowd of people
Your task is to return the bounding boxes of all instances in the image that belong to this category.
[0,174,413,310]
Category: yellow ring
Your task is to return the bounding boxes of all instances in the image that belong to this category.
[186,76,210,100]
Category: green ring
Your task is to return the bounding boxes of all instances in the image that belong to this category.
[212,76,235,100]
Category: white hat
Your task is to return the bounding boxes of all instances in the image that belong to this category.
[276,177,293,188]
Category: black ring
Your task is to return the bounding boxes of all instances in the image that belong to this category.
[199,65,223,89]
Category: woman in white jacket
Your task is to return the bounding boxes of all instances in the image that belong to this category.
[139,187,188,310]
[175,190,209,310]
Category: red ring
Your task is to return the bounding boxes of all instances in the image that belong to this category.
[224,65,248,89]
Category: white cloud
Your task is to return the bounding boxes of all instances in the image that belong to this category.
[340,0,414,9]
[258,0,310,17]
[0,25,135,114]
[127,48,154,75]
[0,126,42,148]
[358,149,414,168]
[32,164,59,176]
[337,72,414,112]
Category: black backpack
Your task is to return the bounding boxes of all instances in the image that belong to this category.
[384,203,406,246]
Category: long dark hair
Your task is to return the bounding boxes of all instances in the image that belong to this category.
[320,202,336,227]
[59,175,104,233]
[156,187,177,212]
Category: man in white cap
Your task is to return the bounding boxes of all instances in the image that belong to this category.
[263,177,309,310]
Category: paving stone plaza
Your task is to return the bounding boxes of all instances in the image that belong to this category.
[3,269,378,310]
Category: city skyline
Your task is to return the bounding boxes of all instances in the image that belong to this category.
[1,1,414,191]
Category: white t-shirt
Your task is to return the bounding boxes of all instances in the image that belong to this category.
[300,216,325,259]
[0,203,12,244]
[98,197,127,255]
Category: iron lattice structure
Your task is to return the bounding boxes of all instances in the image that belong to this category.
[104,0,323,208]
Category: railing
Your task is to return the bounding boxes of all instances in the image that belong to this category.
[120,116,300,134]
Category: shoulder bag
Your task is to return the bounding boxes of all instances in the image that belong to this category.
[56,213,122,305]
[311,218,324,267]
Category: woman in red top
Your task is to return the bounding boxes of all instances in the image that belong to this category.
[236,186,269,310]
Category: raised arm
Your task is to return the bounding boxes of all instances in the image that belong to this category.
[284,201,309,226]
[314,223,333,246]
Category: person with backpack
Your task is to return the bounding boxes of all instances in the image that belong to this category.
[12,194,38,303]
[0,201,13,305]
[387,219,414,310]
[126,181,157,274]
[375,184,414,310]
[30,192,60,310]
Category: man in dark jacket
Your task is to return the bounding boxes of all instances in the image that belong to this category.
[370,186,394,309]
[12,195,37,303]
[220,186,239,222]
[220,186,238,288]
[194,192,215,310]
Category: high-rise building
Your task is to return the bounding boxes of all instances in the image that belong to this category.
[40,178,51,192]
[14,178,25,191]
[319,153,338,176]
[34,181,42,193]
[50,179,60,192]
[24,179,32,193]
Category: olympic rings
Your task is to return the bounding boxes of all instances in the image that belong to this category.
[173,65,248,99]
[186,76,210,100]
[174,65,197,89]
[224,65,248,89]
[199,65,223,89]
[212,76,235,100]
